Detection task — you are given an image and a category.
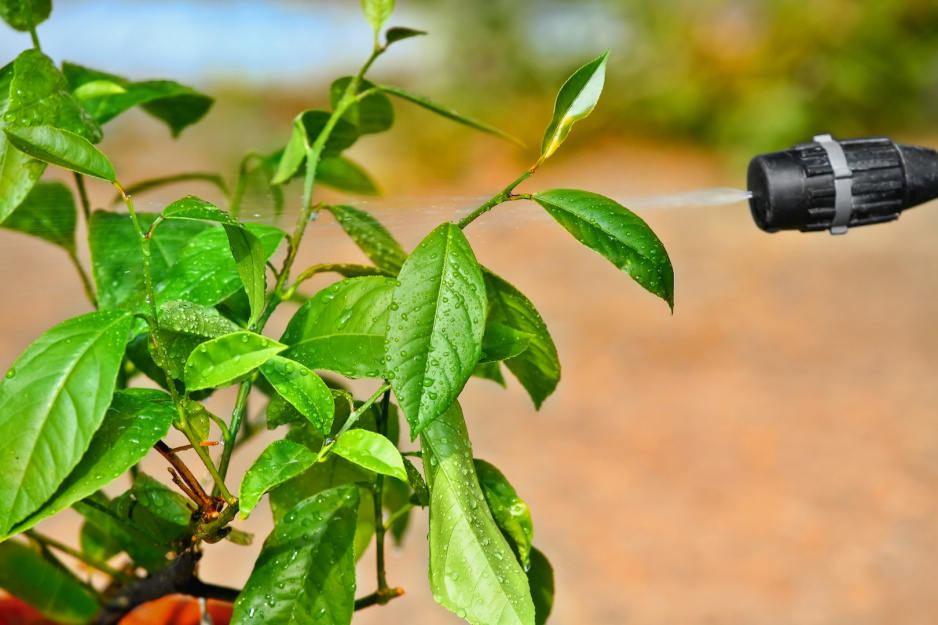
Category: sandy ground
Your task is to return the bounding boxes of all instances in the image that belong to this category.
[3,110,938,624]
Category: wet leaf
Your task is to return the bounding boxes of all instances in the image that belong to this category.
[3,125,115,180]
[331,429,407,482]
[387,223,486,437]
[380,85,522,146]
[231,485,360,625]
[73,492,172,572]
[129,472,192,537]
[79,516,122,562]
[361,0,394,34]
[224,224,267,328]
[0,310,133,535]
[4,389,175,538]
[483,268,560,409]
[421,402,535,625]
[528,547,555,625]
[540,51,608,160]
[239,439,317,519]
[185,401,212,442]
[62,62,213,136]
[281,276,395,379]
[0,0,51,31]
[259,355,335,435]
[480,322,533,363]
[534,189,674,309]
[329,77,393,136]
[0,180,76,251]
[184,331,286,391]
[325,204,406,273]
[475,458,534,570]
[267,391,304,430]
[150,300,240,380]
[318,156,380,195]
[402,457,428,506]
[385,26,426,45]
[0,540,99,625]
[162,195,237,225]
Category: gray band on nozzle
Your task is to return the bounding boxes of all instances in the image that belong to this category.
[813,134,854,234]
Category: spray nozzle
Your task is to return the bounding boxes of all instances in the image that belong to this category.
[747,135,938,234]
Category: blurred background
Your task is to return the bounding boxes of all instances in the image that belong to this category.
[3,0,938,623]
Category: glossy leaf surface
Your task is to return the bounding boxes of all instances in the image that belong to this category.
[361,0,394,33]
[480,322,533,363]
[0,310,132,534]
[239,439,317,519]
[72,79,126,100]
[533,189,674,309]
[540,51,608,160]
[0,181,76,251]
[483,269,560,409]
[4,389,175,538]
[329,77,393,135]
[331,429,408,482]
[3,125,115,180]
[281,276,395,379]
[528,548,555,625]
[259,355,335,435]
[162,195,237,225]
[224,224,267,328]
[421,402,535,625]
[232,485,360,625]
[475,459,534,570]
[0,541,99,624]
[0,0,51,31]
[63,62,213,136]
[184,331,286,391]
[380,85,522,145]
[129,472,191,539]
[325,204,406,273]
[403,457,429,506]
[151,300,240,379]
[387,222,486,437]
[318,156,380,195]
[73,492,173,572]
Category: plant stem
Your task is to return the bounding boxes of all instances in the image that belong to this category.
[24,530,135,584]
[28,25,41,51]
[317,382,392,461]
[67,248,97,308]
[457,169,535,229]
[215,378,253,485]
[373,390,391,592]
[383,502,414,531]
[74,172,91,221]
[111,172,229,207]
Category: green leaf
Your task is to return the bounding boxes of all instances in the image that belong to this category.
[385,26,427,45]
[224,224,267,328]
[0,60,42,224]
[540,51,608,160]
[387,222,486,437]
[62,62,213,136]
[239,439,317,519]
[528,548,555,625]
[281,276,395,379]
[0,310,133,535]
[329,77,394,136]
[267,392,303,430]
[149,301,240,380]
[402,457,429,506]
[301,110,359,157]
[0,0,51,32]
[129,472,191,537]
[475,459,534,570]
[421,402,536,625]
[361,0,394,34]
[325,204,406,273]
[79,516,122,562]
[4,389,175,538]
[73,493,173,572]
[332,429,407,482]
[259,355,335,435]
[232,485,360,625]
[0,180,76,251]
[184,331,286,391]
[0,541,99,625]
[318,156,380,195]
[480,322,533,363]
[271,116,307,185]
[72,79,127,100]
[185,401,212,443]
[157,223,285,309]
[533,189,674,309]
[162,195,237,225]
[379,85,523,146]
[89,211,210,310]
[483,268,560,409]
[3,125,115,180]
[473,360,506,387]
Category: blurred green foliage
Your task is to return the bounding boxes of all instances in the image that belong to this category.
[417,0,938,155]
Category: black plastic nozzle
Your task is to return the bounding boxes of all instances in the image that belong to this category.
[747,135,938,233]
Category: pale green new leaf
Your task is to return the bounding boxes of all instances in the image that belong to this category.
[0,310,133,535]
[184,331,286,391]
[4,389,175,538]
[421,402,536,625]
[331,429,407,482]
[239,439,317,519]
[387,222,486,437]
[162,195,238,225]
[271,115,307,184]
[224,224,267,328]
[259,355,335,435]
[72,80,127,100]
[540,51,608,160]
[0,181,76,252]
[475,459,534,570]
[3,125,115,180]
[231,485,360,625]
[325,204,406,273]
[361,0,394,34]
[533,189,674,309]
